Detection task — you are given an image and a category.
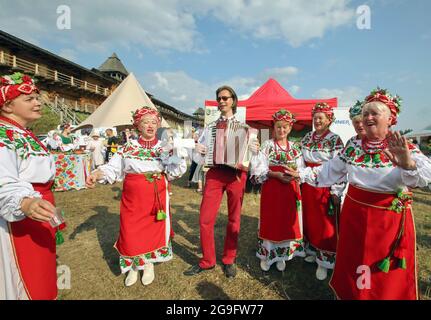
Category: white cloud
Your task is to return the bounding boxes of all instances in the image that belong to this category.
[58,48,78,61]
[141,65,300,114]
[313,86,364,108]
[0,0,356,53]
[289,85,301,95]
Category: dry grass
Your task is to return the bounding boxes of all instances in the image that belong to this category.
[54,175,431,300]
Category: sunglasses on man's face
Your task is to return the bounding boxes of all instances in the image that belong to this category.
[217,96,232,102]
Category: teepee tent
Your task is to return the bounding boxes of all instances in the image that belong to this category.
[74,73,169,131]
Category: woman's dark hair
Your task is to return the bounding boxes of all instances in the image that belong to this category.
[216,85,238,114]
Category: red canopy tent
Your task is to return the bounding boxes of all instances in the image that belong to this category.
[205,78,337,130]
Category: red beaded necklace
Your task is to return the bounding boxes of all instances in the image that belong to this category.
[274,138,290,153]
[361,136,389,155]
[0,115,48,152]
[138,136,158,149]
[311,129,330,143]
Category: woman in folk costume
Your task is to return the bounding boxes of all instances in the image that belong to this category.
[86,130,105,169]
[286,88,431,299]
[0,72,59,299]
[348,100,366,143]
[250,109,306,272]
[86,107,186,287]
[300,102,346,280]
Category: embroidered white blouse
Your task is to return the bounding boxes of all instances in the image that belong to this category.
[299,138,431,192]
[250,139,306,184]
[300,130,346,196]
[0,123,55,222]
[97,139,187,183]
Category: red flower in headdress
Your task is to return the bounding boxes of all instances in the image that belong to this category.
[364,87,402,126]
[132,106,161,128]
[0,72,39,108]
[312,102,335,122]
[272,109,296,124]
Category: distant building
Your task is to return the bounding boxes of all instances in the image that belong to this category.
[0,29,202,128]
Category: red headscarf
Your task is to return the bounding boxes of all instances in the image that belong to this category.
[364,87,402,126]
[272,109,296,125]
[0,72,39,108]
[132,106,161,128]
[312,102,335,122]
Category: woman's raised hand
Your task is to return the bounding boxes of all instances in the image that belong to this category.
[384,131,417,170]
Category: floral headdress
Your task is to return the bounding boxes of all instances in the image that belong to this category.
[272,109,296,124]
[364,87,402,126]
[0,72,39,108]
[312,102,335,122]
[132,106,161,128]
[349,100,363,120]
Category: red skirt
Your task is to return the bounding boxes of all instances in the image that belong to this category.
[9,182,57,300]
[301,181,337,253]
[115,173,173,257]
[259,166,302,242]
[330,185,417,300]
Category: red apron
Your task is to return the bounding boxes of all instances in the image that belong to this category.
[259,166,302,242]
[9,182,57,300]
[115,173,173,257]
[300,162,337,253]
[330,185,417,300]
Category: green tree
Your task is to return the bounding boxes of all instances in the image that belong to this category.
[28,106,61,135]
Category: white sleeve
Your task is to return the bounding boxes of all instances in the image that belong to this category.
[0,147,41,222]
[401,151,431,188]
[163,155,187,181]
[198,126,209,147]
[249,140,270,184]
[299,155,348,188]
[97,153,124,184]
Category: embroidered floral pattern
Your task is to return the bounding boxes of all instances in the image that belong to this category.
[266,141,302,166]
[257,239,304,263]
[118,242,173,273]
[119,141,163,161]
[301,131,344,153]
[0,124,49,159]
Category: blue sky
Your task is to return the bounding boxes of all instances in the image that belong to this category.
[0,0,429,130]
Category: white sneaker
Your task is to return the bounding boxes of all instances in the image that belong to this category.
[124,269,138,287]
[276,260,286,272]
[304,255,316,263]
[260,260,270,271]
[316,265,328,280]
[141,263,155,285]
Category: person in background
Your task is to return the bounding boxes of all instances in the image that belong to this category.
[104,128,118,162]
[86,130,105,169]
[55,123,78,152]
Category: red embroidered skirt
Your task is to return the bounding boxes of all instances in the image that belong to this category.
[115,173,172,257]
[259,166,302,242]
[301,162,337,253]
[9,181,57,300]
[330,185,417,300]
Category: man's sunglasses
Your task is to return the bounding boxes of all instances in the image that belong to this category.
[217,96,232,102]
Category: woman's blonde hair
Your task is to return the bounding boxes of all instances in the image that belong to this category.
[362,101,391,119]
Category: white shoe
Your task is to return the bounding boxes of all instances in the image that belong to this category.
[316,265,328,280]
[141,263,155,286]
[124,269,138,287]
[260,260,270,271]
[304,255,316,263]
[276,260,286,272]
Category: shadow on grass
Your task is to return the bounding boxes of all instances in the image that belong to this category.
[196,281,230,300]
[170,202,333,300]
[69,205,121,276]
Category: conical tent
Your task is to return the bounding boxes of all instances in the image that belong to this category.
[205,78,337,130]
[74,73,169,131]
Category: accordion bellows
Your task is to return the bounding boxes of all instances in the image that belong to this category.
[204,120,258,171]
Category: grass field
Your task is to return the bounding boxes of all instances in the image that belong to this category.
[55,174,431,300]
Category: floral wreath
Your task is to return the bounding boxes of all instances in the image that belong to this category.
[349,100,363,120]
[0,72,39,108]
[272,109,296,124]
[364,87,402,125]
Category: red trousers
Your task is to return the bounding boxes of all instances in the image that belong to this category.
[199,167,247,268]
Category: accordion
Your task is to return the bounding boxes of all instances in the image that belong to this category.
[204,120,258,171]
